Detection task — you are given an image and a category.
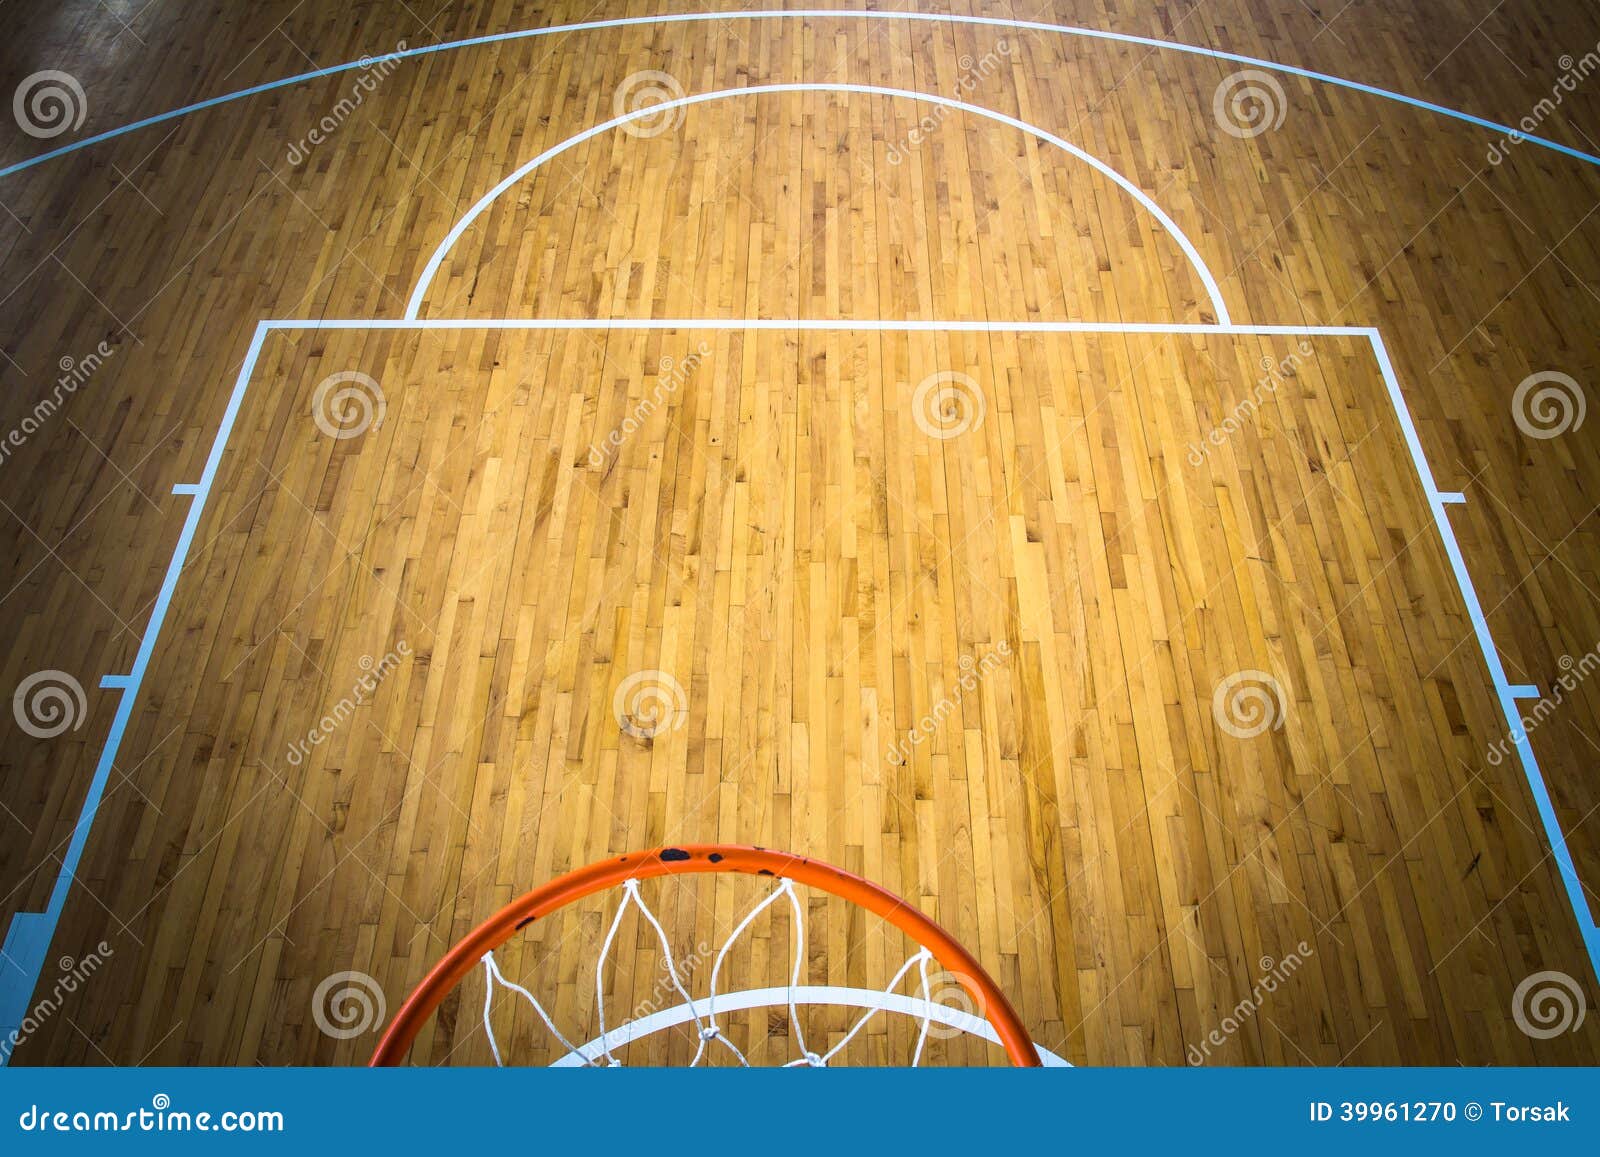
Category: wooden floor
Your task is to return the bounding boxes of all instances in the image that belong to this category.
[1,1,1599,1066]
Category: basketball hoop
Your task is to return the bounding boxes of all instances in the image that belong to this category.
[371,845,1052,1067]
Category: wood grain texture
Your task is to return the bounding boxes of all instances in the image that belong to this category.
[0,1,1597,1065]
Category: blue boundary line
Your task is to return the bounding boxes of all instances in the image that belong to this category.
[0,322,269,1064]
[1367,329,1600,979]
[1,8,1597,182]
[3,317,1595,1064]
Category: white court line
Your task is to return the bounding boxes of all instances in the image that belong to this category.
[2,9,1597,180]
[9,317,1593,1067]
[2,5,1594,1065]
[546,985,1072,1067]
[402,83,1233,325]
[282,319,1352,334]
[8,123,1600,1057]
[276,317,1600,988]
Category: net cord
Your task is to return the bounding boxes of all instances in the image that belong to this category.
[479,872,962,1066]
[480,950,587,1064]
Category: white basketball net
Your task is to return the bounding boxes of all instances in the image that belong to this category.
[478,876,989,1067]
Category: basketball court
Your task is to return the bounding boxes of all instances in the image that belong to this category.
[1,4,1598,1068]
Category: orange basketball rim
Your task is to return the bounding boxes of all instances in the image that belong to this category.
[371,844,1043,1067]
